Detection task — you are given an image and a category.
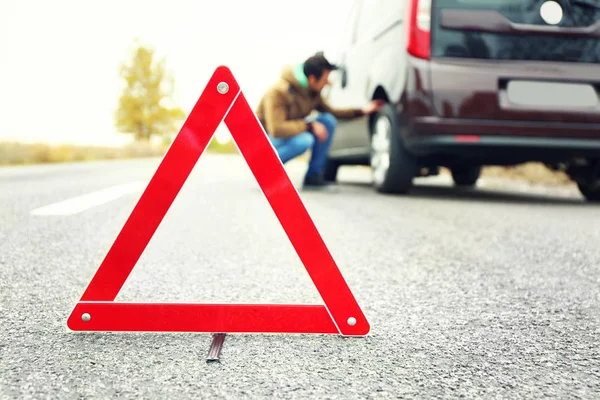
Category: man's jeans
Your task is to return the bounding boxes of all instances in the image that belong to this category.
[269,112,337,177]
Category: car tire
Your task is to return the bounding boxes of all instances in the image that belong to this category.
[370,104,417,194]
[577,181,600,202]
[451,165,482,187]
[323,158,339,182]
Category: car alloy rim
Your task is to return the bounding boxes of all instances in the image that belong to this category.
[370,116,391,186]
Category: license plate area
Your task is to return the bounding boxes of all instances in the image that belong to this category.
[505,80,599,110]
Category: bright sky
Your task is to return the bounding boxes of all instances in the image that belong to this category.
[0,0,348,146]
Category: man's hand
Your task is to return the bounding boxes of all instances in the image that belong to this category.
[311,121,328,142]
[361,99,386,115]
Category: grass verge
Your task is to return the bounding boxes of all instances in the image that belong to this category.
[0,140,574,186]
[481,163,573,186]
[0,138,238,166]
[436,163,572,186]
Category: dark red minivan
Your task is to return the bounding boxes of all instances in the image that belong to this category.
[323,0,600,201]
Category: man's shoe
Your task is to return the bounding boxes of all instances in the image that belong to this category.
[302,173,335,190]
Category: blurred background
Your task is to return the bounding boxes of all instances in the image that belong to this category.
[0,0,348,162]
[0,0,583,185]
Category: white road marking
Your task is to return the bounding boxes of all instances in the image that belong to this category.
[30,181,146,216]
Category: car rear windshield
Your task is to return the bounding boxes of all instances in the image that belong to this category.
[431,0,600,63]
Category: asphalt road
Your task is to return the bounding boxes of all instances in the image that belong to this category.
[1,154,599,399]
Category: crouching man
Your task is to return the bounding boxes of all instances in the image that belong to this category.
[256,53,384,189]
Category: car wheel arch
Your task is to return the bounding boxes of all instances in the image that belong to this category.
[369,85,391,134]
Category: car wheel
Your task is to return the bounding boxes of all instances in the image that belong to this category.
[323,158,339,182]
[577,180,600,202]
[370,104,417,194]
[451,165,482,186]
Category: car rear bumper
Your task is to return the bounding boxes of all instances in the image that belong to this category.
[404,117,600,164]
[409,116,600,139]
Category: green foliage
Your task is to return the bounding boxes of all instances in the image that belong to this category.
[206,137,238,154]
[115,41,186,141]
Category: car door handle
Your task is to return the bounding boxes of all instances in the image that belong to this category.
[340,65,348,88]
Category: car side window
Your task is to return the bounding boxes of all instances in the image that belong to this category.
[341,0,363,46]
[355,0,406,42]
[325,0,362,65]
[355,1,380,42]
[322,0,362,91]
[382,0,407,20]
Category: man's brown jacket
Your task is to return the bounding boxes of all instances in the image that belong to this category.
[255,64,363,138]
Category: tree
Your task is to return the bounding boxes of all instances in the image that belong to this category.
[115,41,186,142]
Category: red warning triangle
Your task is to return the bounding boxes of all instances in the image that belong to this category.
[66,66,370,336]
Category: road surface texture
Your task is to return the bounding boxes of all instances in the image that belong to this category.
[1,153,599,399]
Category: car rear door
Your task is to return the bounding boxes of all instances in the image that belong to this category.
[429,0,600,124]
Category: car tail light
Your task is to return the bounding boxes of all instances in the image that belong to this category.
[406,0,431,59]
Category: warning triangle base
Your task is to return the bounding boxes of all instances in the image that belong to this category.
[68,303,338,334]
